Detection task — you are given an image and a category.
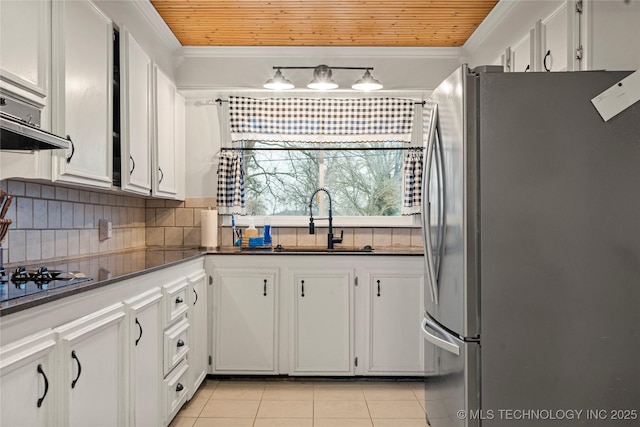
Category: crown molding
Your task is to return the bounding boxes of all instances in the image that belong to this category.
[132,0,182,52]
[181,46,462,59]
[463,0,520,53]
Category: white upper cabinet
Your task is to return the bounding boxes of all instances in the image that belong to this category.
[51,0,113,189]
[540,4,570,72]
[0,0,48,106]
[152,65,178,199]
[120,29,152,196]
[510,30,534,72]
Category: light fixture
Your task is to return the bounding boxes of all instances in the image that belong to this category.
[263,68,294,90]
[263,65,383,91]
[307,65,339,90]
[351,69,383,91]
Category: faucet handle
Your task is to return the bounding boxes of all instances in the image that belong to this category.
[334,229,343,244]
[309,218,315,234]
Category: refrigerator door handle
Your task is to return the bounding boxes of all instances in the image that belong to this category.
[422,104,439,304]
[421,315,460,356]
[434,120,446,281]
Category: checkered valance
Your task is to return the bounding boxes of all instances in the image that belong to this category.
[229,96,415,143]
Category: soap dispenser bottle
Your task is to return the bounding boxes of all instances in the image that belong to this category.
[243,219,258,246]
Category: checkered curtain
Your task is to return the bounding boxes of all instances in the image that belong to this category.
[402,149,423,215]
[216,151,245,215]
[229,96,415,143]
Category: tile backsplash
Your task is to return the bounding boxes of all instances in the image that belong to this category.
[1,179,146,265]
[144,198,217,247]
[1,179,422,265]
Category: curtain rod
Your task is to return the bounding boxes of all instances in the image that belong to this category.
[213,98,426,106]
[220,146,424,152]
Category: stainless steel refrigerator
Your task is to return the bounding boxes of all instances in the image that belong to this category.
[420,65,640,427]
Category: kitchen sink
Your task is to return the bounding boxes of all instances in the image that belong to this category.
[272,245,374,253]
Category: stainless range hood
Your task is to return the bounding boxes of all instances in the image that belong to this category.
[0,95,70,151]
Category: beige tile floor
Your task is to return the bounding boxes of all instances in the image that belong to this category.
[170,379,431,427]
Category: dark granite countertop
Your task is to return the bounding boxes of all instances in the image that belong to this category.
[1,245,421,316]
[208,246,424,256]
[0,247,205,317]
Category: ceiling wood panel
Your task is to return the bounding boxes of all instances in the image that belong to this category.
[150,0,499,47]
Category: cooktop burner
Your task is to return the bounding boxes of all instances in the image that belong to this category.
[0,266,93,302]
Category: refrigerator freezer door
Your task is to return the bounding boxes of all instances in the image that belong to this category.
[422,314,479,427]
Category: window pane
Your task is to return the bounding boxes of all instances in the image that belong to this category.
[243,141,404,217]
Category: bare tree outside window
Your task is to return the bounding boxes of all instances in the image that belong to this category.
[242,141,404,217]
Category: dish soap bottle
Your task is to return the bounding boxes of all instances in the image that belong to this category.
[243,219,258,247]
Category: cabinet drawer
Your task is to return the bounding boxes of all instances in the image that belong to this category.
[163,278,189,326]
[164,359,189,423]
[164,317,189,375]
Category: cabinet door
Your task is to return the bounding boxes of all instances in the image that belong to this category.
[51,0,113,188]
[0,0,48,103]
[121,29,152,196]
[541,3,569,72]
[56,303,126,427]
[214,270,277,373]
[152,65,177,198]
[188,270,208,398]
[0,330,57,427]
[292,271,353,375]
[511,30,533,72]
[366,273,425,375]
[125,288,162,427]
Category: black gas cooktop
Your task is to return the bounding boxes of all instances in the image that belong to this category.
[0,266,93,302]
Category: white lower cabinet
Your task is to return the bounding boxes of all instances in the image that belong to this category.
[55,303,127,427]
[125,288,163,427]
[365,272,426,375]
[187,271,208,398]
[209,255,425,377]
[213,269,278,373]
[165,359,189,422]
[292,270,353,375]
[0,257,206,427]
[0,330,57,427]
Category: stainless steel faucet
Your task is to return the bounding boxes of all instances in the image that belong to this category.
[308,188,343,249]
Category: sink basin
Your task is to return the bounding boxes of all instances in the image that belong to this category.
[273,245,374,253]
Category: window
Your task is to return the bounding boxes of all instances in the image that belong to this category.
[220,96,423,225]
[243,140,405,217]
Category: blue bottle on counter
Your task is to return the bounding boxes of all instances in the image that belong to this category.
[264,216,272,246]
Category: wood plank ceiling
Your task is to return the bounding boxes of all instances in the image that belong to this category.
[150,0,500,47]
